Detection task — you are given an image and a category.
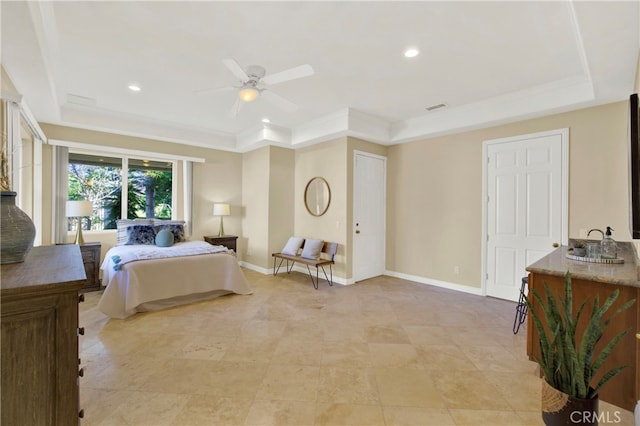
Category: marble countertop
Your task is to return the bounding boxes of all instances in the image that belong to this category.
[526,242,640,288]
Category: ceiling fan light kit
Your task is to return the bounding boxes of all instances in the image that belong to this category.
[238,86,259,102]
[203,58,315,117]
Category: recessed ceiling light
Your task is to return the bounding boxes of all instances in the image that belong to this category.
[261,118,271,123]
[404,48,419,58]
[128,84,141,92]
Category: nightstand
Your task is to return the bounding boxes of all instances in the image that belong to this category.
[79,242,101,292]
[203,235,238,252]
[56,242,101,292]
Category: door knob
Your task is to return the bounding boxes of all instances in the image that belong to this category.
[552,242,559,248]
[355,230,361,234]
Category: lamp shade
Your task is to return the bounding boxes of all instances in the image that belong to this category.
[66,200,92,217]
[212,203,230,216]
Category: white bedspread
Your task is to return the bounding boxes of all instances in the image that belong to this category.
[98,242,252,319]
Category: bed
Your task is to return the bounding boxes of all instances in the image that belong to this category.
[98,241,252,319]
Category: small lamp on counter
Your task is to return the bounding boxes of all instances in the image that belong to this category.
[212,203,230,237]
[66,200,92,245]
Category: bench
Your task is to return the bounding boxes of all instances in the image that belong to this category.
[272,240,338,289]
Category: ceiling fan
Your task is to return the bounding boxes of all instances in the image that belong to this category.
[199,59,314,118]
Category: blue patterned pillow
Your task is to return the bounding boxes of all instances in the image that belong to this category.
[154,224,185,243]
[125,225,156,245]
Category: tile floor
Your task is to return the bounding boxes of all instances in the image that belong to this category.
[79,269,634,425]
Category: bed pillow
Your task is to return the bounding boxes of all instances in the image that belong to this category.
[116,219,153,245]
[155,229,174,247]
[154,220,186,243]
[281,236,304,256]
[301,238,324,260]
[125,225,156,245]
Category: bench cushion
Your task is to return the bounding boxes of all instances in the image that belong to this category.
[282,236,305,255]
[301,238,324,260]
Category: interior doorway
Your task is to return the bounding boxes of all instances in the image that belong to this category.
[483,129,568,301]
[353,151,386,282]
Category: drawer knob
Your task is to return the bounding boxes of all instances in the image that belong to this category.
[78,327,85,336]
[78,367,85,377]
[79,409,85,419]
[78,293,85,303]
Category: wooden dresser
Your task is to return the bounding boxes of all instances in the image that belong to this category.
[1,245,87,425]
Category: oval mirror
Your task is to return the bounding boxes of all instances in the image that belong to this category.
[304,177,331,216]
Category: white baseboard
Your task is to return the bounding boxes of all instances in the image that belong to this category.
[238,261,271,275]
[384,270,484,296]
[239,261,351,286]
[239,262,481,294]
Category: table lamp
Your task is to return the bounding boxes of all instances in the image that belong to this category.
[212,203,230,237]
[66,200,92,245]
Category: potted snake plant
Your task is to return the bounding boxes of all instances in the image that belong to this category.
[525,272,635,425]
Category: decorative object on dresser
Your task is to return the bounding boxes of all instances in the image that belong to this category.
[0,191,36,264]
[204,234,238,252]
[0,116,36,265]
[212,203,230,237]
[1,245,87,425]
[66,200,93,245]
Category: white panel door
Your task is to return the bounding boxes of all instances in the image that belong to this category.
[353,152,386,282]
[485,130,565,301]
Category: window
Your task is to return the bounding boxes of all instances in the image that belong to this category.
[68,153,174,231]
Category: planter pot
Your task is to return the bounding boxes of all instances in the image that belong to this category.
[0,191,36,264]
[541,380,599,425]
[572,247,586,257]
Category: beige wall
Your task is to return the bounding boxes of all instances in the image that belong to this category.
[241,146,270,268]
[241,145,295,270]
[295,138,348,278]
[267,146,295,261]
[290,136,388,281]
[387,100,631,289]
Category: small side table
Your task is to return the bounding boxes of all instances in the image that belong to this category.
[203,235,238,252]
[57,242,101,292]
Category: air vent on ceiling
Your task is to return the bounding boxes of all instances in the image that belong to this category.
[425,103,448,112]
[67,93,96,107]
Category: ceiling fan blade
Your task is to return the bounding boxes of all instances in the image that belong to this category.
[195,86,235,95]
[222,58,249,82]
[262,64,314,86]
[229,97,243,118]
[262,90,298,113]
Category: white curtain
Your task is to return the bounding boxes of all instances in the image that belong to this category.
[53,145,69,244]
[183,160,193,237]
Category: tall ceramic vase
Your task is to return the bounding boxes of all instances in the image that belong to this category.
[1,191,36,264]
